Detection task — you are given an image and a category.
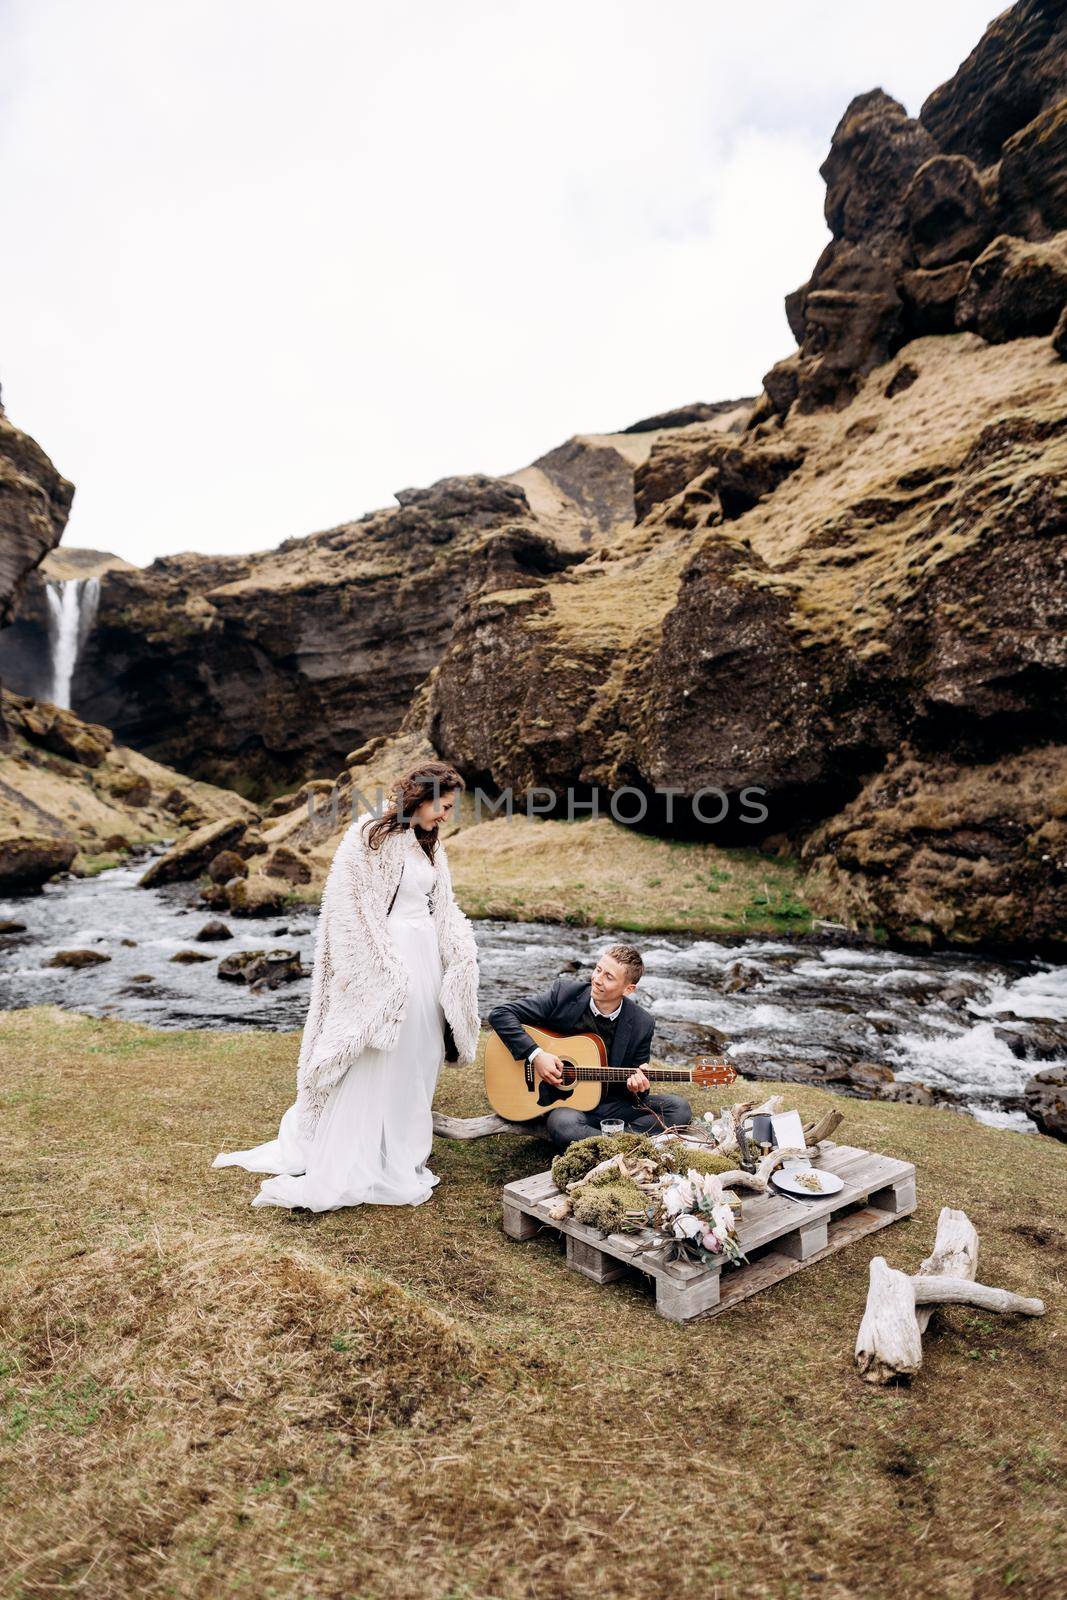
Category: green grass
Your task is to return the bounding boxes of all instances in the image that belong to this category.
[0,1004,1063,1600]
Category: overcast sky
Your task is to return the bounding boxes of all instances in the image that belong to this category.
[2,0,998,567]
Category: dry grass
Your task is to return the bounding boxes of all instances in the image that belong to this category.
[1,1005,1064,1598]
[442,813,813,935]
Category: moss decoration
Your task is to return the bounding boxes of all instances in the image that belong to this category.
[549,1133,664,1193]
[571,1180,650,1233]
[550,1132,743,1235]
[658,1141,737,1178]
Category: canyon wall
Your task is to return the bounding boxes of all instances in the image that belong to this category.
[3,0,1064,949]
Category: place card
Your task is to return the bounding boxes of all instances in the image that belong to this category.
[770,1110,811,1168]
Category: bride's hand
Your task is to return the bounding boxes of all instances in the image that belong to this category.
[533,1051,565,1087]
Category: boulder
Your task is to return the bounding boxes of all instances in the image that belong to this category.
[105,769,153,808]
[880,1080,937,1107]
[821,89,938,248]
[802,745,1067,952]
[761,354,801,419]
[1024,1066,1067,1141]
[956,233,1067,342]
[905,154,994,268]
[263,845,313,885]
[217,950,264,982]
[997,98,1067,238]
[716,443,805,519]
[994,1021,1067,1062]
[245,948,306,990]
[195,919,233,942]
[831,1060,897,1092]
[940,979,985,1010]
[138,817,248,888]
[0,835,77,891]
[0,404,73,629]
[899,262,971,337]
[232,830,268,859]
[794,245,905,410]
[10,699,113,767]
[722,961,764,994]
[170,949,213,964]
[207,849,248,884]
[215,876,292,918]
[265,792,300,818]
[48,948,110,968]
[633,433,728,523]
[218,947,304,989]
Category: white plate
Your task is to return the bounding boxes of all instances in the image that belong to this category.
[770,1166,844,1199]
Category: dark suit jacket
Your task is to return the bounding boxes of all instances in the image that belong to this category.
[488,975,654,1072]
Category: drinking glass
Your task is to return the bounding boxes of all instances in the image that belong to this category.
[599,1119,625,1137]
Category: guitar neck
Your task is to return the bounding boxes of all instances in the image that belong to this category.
[574,1067,696,1084]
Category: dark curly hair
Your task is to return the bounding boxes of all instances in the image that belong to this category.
[360,760,465,865]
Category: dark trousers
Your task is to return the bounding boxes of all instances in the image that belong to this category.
[544,1092,692,1154]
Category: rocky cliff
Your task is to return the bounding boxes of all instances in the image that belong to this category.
[0,411,749,795]
[0,383,73,632]
[0,688,258,891]
[2,0,1064,952]
[0,382,76,760]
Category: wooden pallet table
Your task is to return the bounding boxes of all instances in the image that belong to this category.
[502,1142,916,1322]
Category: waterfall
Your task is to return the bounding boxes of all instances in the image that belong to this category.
[44,577,100,710]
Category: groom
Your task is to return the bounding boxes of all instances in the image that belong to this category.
[488,943,691,1152]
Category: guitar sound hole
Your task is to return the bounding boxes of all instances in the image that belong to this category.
[535,1059,577,1108]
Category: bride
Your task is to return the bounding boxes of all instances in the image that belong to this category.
[211,761,481,1211]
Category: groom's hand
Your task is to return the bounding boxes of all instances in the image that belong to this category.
[626,1067,650,1094]
[533,1051,565,1087]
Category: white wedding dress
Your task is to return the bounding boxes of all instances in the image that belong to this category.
[212,838,447,1211]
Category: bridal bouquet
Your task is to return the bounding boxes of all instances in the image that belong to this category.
[652,1167,747,1267]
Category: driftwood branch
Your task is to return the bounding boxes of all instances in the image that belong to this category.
[432,1112,534,1140]
[912,1277,1045,1316]
[715,1147,808,1194]
[804,1108,844,1146]
[916,1206,977,1334]
[855,1207,1046,1385]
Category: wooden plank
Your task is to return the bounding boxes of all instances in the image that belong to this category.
[502,1200,541,1240]
[870,1174,917,1214]
[566,1235,627,1284]
[694,1201,917,1321]
[778,1217,829,1261]
[504,1170,559,1205]
[736,1152,914,1252]
[656,1270,721,1322]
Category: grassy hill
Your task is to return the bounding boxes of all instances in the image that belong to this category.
[0,1006,1063,1598]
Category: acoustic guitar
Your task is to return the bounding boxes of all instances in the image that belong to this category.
[483,1023,738,1123]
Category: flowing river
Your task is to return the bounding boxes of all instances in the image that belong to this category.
[2,846,1063,1133]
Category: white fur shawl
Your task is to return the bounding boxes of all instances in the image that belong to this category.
[293,812,480,1142]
